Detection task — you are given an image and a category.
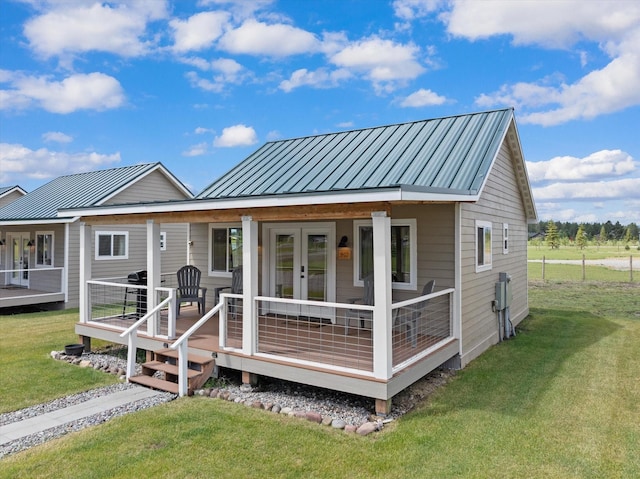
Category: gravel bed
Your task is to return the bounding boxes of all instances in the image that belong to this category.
[1,348,454,458]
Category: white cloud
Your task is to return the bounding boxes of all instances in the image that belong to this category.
[42,131,73,143]
[170,11,230,52]
[393,0,443,21]
[182,142,209,157]
[218,19,320,57]
[213,124,258,147]
[337,121,354,128]
[445,0,640,49]
[279,68,351,92]
[533,178,640,201]
[439,1,640,125]
[399,88,447,107]
[0,142,121,184]
[182,57,249,93]
[0,71,125,113]
[23,1,168,60]
[194,127,214,134]
[329,36,425,93]
[527,150,636,182]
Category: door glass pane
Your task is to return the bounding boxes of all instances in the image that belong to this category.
[306,234,327,302]
[275,234,294,299]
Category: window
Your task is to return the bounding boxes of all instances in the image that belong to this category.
[476,220,492,272]
[503,223,509,254]
[36,232,54,267]
[160,232,167,251]
[353,219,417,290]
[209,224,242,276]
[95,231,128,260]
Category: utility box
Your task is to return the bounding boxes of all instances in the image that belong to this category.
[495,272,512,310]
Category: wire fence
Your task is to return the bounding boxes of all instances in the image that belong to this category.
[528,255,637,283]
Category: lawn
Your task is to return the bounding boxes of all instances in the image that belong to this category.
[0,309,117,413]
[2,282,639,478]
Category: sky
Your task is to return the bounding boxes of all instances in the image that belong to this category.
[1,0,639,226]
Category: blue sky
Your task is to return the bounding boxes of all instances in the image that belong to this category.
[1,0,639,225]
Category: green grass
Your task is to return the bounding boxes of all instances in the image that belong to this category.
[2,284,639,478]
[0,309,118,413]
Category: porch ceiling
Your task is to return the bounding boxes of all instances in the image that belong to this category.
[81,201,395,225]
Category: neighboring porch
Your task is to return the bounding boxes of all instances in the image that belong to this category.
[0,267,65,308]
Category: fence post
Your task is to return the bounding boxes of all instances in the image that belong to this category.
[631,256,634,282]
[542,255,546,281]
[582,254,586,281]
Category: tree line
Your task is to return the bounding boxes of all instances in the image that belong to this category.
[528,220,639,243]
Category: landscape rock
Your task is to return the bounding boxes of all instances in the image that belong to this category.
[356,422,378,436]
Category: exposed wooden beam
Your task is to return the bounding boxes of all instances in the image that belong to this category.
[82,202,393,225]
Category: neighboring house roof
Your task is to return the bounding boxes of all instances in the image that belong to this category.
[0,163,192,224]
[58,109,537,221]
[0,185,27,198]
[198,108,533,213]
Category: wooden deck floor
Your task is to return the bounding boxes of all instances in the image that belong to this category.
[87,305,447,373]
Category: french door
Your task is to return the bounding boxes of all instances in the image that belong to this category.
[265,223,335,319]
[9,233,30,287]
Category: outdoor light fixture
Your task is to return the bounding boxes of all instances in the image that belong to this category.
[27,239,35,252]
[337,235,351,260]
[0,238,5,246]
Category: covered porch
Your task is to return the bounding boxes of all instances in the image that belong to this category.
[75,201,460,412]
[0,267,65,308]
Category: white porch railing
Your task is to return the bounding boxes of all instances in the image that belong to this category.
[215,289,456,379]
[391,288,454,373]
[169,301,224,397]
[0,267,64,298]
[119,290,176,379]
[86,280,176,338]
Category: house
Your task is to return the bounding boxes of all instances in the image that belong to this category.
[63,109,537,413]
[0,185,27,209]
[0,163,193,309]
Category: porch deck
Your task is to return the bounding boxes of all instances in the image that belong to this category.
[78,298,459,402]
[0,285,65,308]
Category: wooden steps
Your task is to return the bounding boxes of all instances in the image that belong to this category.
[129,348,216,395]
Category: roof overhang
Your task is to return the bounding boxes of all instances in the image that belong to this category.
[0,217,78,226]
[59,186,478,221]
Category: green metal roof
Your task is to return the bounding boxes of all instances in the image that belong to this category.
[198,109,515,200]
[0,163,173,221]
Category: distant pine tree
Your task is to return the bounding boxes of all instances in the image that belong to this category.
[576,224,587,249]
[546,220,560,249]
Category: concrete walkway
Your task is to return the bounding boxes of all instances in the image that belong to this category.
[0,386,165,446]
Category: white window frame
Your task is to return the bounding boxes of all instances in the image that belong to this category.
[35,231,54,268]
[353,218,417,291]
[475,220,492,272]
[95,231,129,260]
[208,223,242,278]
[503,223,509,254]
[160,231,167,251]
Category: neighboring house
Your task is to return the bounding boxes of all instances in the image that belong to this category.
[0,163,193,309]
[0,185,27,209]
[65,109,537,412]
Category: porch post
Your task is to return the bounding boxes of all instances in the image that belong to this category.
[372,211,392,380]
[242,216,258,355]
[146,220,160,336]
[78,222,92,324]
